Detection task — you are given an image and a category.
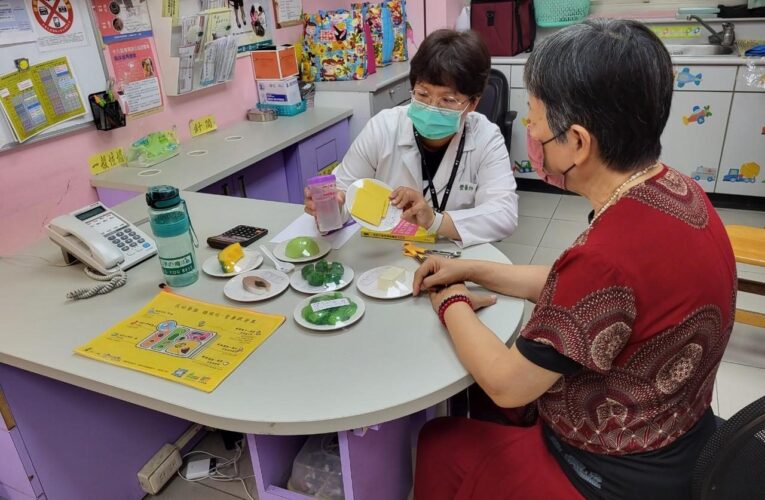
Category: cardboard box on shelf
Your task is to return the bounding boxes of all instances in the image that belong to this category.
[251,45,299,80]
[256,76,302,105]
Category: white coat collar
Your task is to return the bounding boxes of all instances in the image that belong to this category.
[397,107,477,200]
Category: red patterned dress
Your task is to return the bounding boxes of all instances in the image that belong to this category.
[415,166,736,499]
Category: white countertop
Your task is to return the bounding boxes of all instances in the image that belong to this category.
[314,62,410,92]
[90,107,353,193]
[493,53,764,66]
[0,192,524,434]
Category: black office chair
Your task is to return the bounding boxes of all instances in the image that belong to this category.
[692,395,765,499]
[475,69,516,147]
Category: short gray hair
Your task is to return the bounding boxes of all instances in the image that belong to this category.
[524,19,673,173]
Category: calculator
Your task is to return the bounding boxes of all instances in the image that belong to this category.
[206,225,269,249]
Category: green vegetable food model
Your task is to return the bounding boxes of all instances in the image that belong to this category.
[301,292,358,326]
[301,260,345,286]
[285,236,320,258]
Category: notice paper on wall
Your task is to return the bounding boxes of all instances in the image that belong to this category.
[26,0,88,52]
[74,290,285,392]
[92,0,152,44]
[0,56,85,142]
[0,0,36,46]
[108,39,163,115]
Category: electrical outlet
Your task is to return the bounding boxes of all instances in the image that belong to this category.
[137,443,182,494]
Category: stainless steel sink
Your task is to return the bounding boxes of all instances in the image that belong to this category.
[664,44,738,56]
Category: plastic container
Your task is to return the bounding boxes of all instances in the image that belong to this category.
[308,175,343,232]
[146,185,199,287]
[534,0,590,27]
[288,434,344,500]
[256,100,307,116]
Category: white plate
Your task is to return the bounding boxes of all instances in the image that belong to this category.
[273,237,331,263]
[344,178,402,232]
[202,249,263,277]
[290,262,355,294]
[223,269,290,302]
[356,266,415,299]
[293,293,365,332]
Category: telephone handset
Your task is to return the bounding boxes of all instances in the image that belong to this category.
[47,202,157,275]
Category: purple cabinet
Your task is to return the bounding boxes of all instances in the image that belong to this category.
[0,364,193,500]
[284,120,351,203]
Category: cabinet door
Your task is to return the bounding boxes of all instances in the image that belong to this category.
[508,87,535,179]
[0,430,37,498]
[715,93,765,196]
[659,91,732,192]
[671,65,736,92]
[238,152,291,202]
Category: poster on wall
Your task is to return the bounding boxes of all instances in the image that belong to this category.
[272,0,301,28]
[27,0,88,52]
[0,0,37,46]
[92,0,152,44]
[226,0,273,55]
[107,38,162,115]
[0,56,85,142]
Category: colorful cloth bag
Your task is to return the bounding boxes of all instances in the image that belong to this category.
[300,6,369,82]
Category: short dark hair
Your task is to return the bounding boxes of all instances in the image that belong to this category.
[524,19,673,172]
[409,29,490,98]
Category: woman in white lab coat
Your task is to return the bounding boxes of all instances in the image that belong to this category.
[304,29,518,248]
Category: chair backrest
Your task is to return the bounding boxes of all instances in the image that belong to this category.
[692,395,765,499]
[475,69,510,139]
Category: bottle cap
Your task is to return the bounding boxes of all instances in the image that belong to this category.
[146,185,181,209]
[307,174,336,186]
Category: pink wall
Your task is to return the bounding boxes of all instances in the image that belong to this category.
[424,0,464,32]
[1,0,426,255]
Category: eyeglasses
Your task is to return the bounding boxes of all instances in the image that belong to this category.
[410,88,471,112]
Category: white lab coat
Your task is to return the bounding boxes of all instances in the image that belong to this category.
[334,105,519,247]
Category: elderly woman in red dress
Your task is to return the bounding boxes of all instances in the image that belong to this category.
[412,19,736,500]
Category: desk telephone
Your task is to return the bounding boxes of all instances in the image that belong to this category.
[47,202,157,275]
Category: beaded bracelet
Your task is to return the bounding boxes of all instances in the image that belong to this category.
[437,294,473,327]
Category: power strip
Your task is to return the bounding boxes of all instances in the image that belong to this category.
[137,443,182,495]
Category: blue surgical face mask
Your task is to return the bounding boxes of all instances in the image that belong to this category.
[407,99,466,140]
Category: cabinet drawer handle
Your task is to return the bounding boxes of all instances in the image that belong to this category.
[388,88,396,97]
[238,175,248,198]
[222,183,229,196]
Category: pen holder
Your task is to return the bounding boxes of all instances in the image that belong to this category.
[88,92,126,131]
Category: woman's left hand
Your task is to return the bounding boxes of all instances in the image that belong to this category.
[390,187,435,229]
[429,283,498,313]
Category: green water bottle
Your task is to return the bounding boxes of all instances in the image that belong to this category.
[146,186,199,287]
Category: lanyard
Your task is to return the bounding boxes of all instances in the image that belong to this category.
[413,126,467,213]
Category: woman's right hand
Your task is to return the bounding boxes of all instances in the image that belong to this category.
[413,256,473,296]
[304,187,345,217]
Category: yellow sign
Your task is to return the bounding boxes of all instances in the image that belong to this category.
[189,115,217,137]
[75,291,285,392]
[0,57,85,143]
[162,0,180,25]
[89,147,127,175]
[651,25,702,40]
[318,161,339,176]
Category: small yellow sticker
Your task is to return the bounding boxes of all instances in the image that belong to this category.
[189,115,217,137]
[651,25,702,40]
[89,147,127,175]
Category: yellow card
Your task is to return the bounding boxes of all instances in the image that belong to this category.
[351,181,391,225]
[89,147,127,175]
[189,115,217,137]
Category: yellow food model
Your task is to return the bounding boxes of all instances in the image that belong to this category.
[377,266,406,291]
[351,180,391,226]
[218,242,245,273]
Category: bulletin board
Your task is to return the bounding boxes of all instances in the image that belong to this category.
[0,0,109,152]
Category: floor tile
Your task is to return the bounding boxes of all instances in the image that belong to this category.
[539,219,589,250]
[552,195,593,222]
[724,321,765,369]
[711,380,719,416]
[530,247,563,266]
[738,264,765,278]
[715,361,765,420]
[502,216,550,247]
[715,208,765,227]
[517,191,561,219]
[492,242,537,265]
[150,472,244,500]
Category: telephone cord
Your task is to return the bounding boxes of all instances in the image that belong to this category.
[66,267,127,300]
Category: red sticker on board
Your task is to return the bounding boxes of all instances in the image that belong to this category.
[32,0,74,35]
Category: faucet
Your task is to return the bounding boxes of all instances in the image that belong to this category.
[687,15,736,47]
